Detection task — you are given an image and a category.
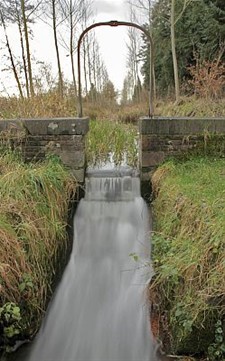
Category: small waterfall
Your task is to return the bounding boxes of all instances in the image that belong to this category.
[24,167,156,361]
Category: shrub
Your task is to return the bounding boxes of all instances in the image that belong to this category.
[188,60,225,99]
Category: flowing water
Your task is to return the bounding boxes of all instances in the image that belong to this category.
[14,167,156,361]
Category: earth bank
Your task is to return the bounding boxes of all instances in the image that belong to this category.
[150,158,225,360]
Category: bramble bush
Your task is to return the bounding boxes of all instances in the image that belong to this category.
[188,60,225,99]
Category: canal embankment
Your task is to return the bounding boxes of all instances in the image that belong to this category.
[0,151,77,355]
[150,157,225,360]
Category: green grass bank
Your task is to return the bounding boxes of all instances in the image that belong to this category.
[0,152,76,353]
[151,158,225,360]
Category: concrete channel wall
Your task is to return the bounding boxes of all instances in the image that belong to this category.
[139,117,225,181]
[0,117,89,182]
[3,116,225,185]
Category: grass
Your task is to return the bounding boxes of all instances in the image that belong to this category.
[155,96,225,117]
[0,93,149,121]
[86,119,138,168]
[0,95,139,353]
[0,93,77,119]
[151,157,225,359]
[1,92,225,121]
[1,92,225,358]
[0,150,77,352]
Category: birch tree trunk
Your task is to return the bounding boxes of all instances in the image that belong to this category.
[69,0,77,97]
[83,38,88,95]
[0,11,24,98]
[21,0,34,97]
[17,7,30,98]
[52,0,64,97]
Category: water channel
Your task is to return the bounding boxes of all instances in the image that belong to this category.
[7,166,157,361]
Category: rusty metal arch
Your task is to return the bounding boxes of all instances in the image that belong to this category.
[77,20,154,118]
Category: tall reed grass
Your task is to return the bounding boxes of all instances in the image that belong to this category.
[151,158,225,359]
[0,151,76,351]
[1,93,225,122]
[87,119,138,168]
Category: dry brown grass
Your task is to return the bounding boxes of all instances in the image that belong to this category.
[1,92,225,121]
[0,93,150,121]
[0,93,77,119]
[155,96,225,117]
[0,151,77,346]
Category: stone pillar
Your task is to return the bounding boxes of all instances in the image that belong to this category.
[139,117,225,182]
[0,117,89,183]
[22,117,89,182]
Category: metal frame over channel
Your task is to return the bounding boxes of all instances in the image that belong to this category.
[77,20,154,118]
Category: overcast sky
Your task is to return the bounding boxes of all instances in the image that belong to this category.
[94,0,129,90]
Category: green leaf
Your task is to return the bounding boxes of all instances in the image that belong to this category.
[19,282,26,292]
[4,326,20,338]
[12,306,21,320]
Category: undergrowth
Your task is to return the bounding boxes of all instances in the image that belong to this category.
[156,96,225,118]
[86,119,138,168]
[151,158,225,359]
[2,93,225,121]
[0,151,76,352]
[0,93,77,119]
[0,94,149,121]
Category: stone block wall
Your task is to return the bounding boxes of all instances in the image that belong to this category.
[139,117,225,181]
[0,117,89,182]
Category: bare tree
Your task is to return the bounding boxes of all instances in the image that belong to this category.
[126,2,142,99]
[127,28,139,93]
[128,0,152,24]
[0,9,24,97]
[84,32,95,93]
[127,0,156,99]
[121,71,134,102]
[171,0,193,102]
[20,0,35,96]
[98,61,108,94]
[15,3,30,97]
[91,36,109,95]
[46,0,93,97]
[1,0,41,97]
[82,34,89,94]
[79,22,108,97]
[80,0,94,95]
[121,76,129,104]
[81,31,109,102]
[39,0,64,97]
[58,0,85,97]
[51,0,64,97]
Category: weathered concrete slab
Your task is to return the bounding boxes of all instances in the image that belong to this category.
[140,117,225,135]
[0,117,89,183]
[22,117,89,135]
[0,120,24,132]
[139,117,225,181]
